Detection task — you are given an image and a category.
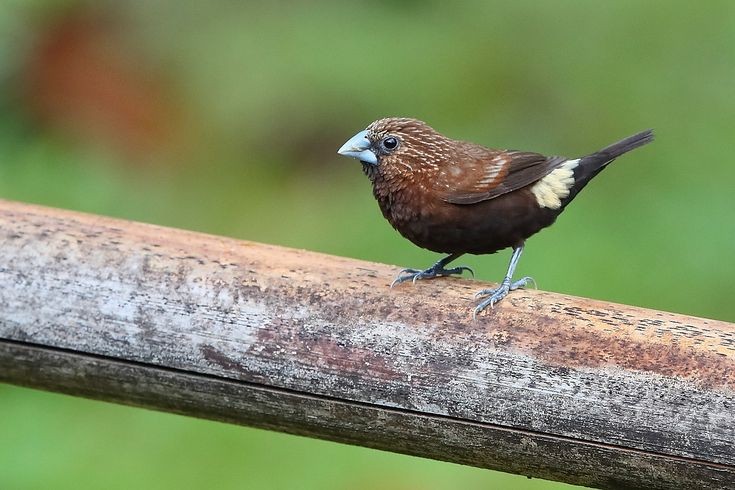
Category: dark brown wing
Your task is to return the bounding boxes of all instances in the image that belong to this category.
[435,144,567,205]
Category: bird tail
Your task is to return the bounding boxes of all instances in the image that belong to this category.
[562,129,654,208]
[592,129,655,163]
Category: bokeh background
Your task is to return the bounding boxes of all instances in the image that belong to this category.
[1,1,734,489]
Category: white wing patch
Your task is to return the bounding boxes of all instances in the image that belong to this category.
[531,159,579,209]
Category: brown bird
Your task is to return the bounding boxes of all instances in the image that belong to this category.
[337,118,653,317]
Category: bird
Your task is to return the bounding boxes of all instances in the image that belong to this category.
[337,118,653,317]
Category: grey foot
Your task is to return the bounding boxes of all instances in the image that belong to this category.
[391,264,474,288]
[473,276,536,318]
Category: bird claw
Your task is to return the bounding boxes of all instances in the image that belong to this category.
[390,264,474,288]
[452,266,475,278]
[390,268,422,288]
[508,276,536,291]
[472,276,535,318]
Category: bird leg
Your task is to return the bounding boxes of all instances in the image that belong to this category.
[473,245,535,318]
[391,253,474,288]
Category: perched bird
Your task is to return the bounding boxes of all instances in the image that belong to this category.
[337,118,653,317]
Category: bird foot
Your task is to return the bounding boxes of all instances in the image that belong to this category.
[473,276,535,318]
[391,264,474,288]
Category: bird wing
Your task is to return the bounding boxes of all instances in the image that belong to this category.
[436,145,567,205]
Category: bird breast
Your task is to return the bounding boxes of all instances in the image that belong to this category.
[370,164,557,255]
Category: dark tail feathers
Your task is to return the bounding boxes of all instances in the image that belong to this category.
[562,129,654,209]
[594,129,655,163]
[577,129,654,181]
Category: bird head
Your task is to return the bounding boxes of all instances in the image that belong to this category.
[337,118,450,179]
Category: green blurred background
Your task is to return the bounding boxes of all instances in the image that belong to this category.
[1,1,733,489]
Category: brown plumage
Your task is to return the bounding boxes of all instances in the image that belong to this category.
[337,117,653,316]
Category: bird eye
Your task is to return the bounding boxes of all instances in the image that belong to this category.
[381,137,399,151]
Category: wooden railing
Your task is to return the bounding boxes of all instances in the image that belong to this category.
[0,199,733,489]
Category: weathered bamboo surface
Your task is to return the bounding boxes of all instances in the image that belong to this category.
[0,199,733,489]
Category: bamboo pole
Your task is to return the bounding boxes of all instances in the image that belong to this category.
[0,199,733,489]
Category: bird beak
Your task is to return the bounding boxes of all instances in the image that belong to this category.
[337,130,378,165]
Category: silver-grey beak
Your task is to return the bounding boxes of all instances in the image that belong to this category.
[337,130,378,165]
